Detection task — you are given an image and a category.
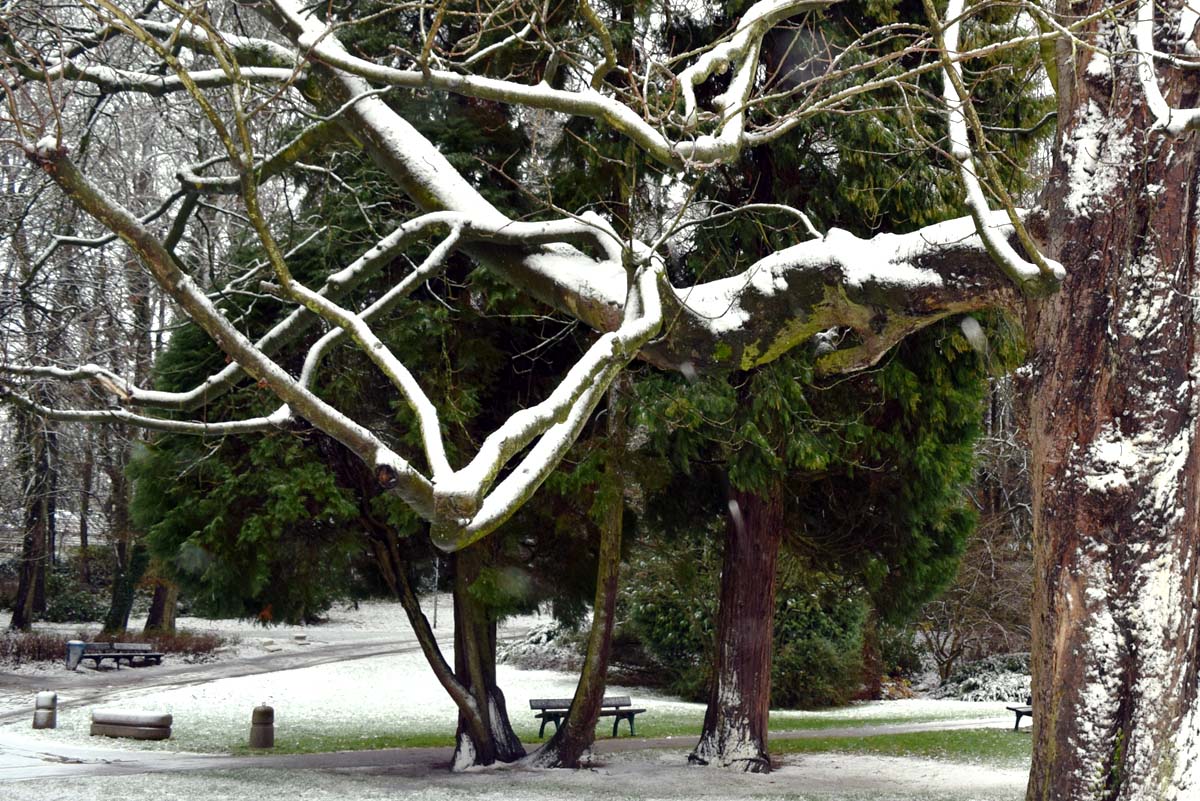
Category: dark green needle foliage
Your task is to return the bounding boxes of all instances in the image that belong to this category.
[606,0,1044,703]
[624,313,1021,704]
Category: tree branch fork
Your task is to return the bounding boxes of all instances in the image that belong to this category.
[2,0,1063,548]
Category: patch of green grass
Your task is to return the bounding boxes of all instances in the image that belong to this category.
[234,731,456,755]
[624,708,998,739]
[771,728,1032,769]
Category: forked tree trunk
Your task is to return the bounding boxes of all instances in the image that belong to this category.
[352,463,523,772]
[528,379,628,769]
[451,541,525,769]
[375,533,517,771]
[1025,4,1200,797]
[689,484,784,773]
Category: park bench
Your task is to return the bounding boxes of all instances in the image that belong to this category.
[1006,696,1033,731]
[66,641,164,671]
[529,695,645,738]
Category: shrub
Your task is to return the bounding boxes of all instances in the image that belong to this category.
[878,623,925,679]
[623,543,868,708]
[41,565,108,623]
[772,590,867,709]
[0,627,227,666]
[0,630,72,663]
[933,652,1031,702]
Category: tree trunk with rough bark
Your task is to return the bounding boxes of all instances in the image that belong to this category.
[78,435,93,585]
[9,408,53,631]
[143,573,178,635]
[1024,3,1200,797]
[450,541,525,769]
[528,379,628,769]
[689,484,784,773]
[101,437,144,636]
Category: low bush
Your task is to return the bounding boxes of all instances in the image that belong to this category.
[0,627,227,666]
[88,628,227,658]
[0,630,72,663]
[41,566,108,623]
[933,652,1031,702]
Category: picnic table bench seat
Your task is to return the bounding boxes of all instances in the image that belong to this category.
[529,695,646,738]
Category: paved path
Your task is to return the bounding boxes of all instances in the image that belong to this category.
[0,716,1020,783]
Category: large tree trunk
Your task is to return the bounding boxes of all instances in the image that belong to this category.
[78,434,94,585]
[528,379,628,769]
[9,409,53,631]
[143,571,178,635]
[689,484,784,773]
[450,541,525,769]
[1025,4,1200,797]
[101,439,144,636]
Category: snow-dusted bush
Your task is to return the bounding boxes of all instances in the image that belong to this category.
[497,618,583,672]
[933,652,1031,702]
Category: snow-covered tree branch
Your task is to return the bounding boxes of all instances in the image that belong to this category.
[0,0,1057,546]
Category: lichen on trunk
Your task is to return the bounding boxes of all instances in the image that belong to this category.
[1025,3,1200,796]
[526,378,628,769]
[451,541,525,767]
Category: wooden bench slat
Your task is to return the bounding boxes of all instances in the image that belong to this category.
[529,695,631,710]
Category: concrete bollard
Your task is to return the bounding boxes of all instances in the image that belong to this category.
[249,704,274,749]
[33,691,57,729]
[90,709,172,740]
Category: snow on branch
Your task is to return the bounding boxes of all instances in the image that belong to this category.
[0,381,290,435]
[1136,0,1200,134]
[24,137,436,517]
[267,0,834,167]
[288,29,1027,378]
[652,212,1027,374]
[20,132,664,548]
[20,60,298,96]
[443,258,664,549]
[925,0,1063,291]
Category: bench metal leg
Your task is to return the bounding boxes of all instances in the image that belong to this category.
[538,715,562,738]
[1013,714,1020,732]
[613,713,635,737]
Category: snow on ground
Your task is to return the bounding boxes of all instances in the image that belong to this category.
[1,599,1023,801]
[3,600,1011,753]
[9,650,662,753]
[0,749,1026,801]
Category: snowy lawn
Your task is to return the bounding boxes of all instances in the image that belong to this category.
[0,749,1027,801]
[6,649,1014,755]
[3,600,1013,754]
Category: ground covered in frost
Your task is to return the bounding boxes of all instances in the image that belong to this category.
[2,749,1027,801]
[1,600,1029,800]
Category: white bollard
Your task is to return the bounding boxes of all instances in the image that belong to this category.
[33,691,57,729]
